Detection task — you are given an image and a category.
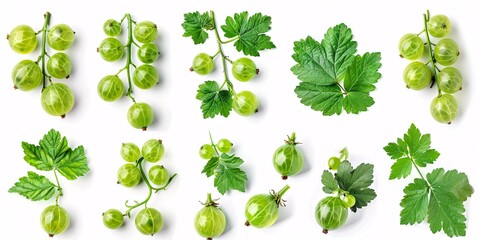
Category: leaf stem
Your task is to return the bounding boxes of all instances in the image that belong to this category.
[210,11,235,95]
[53,169,63,205]
[123,14,136,103]
[336,82,347,94]
[408,152,430,188]
[208,131,221,157]
[423,11,441,95]
[124,157,176,217]
[40,12,52,91]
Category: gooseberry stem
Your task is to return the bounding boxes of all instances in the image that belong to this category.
[40,12,51,91]
[423,10,442,96]
[53,169,63,205]
[210,10,236,95]
[124,157,177,217]
[122,13,137,103]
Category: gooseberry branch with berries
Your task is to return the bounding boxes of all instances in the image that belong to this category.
[103,139,177,236]
[399,10,462,124]
[182,10,276,118]
[8,12,76,118]
[97,14,161,130]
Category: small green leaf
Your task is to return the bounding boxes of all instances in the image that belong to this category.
[56,146,90,180]
[428,185,467,237]
[8,171,56,201]
[383,138,408,160]
[294,83,343,116]
[335,161,376,210]
[343,92,374,114]
[221,12,275,56]
[181,11,213,44]
[347,163,374,191]
[39,129,69,165]
[220,153,244,169]
[427,168,473,202]
[389,157,412,180]
[321,170,338,194]
[201,157,219,177]
[196,81,233,119]
[349,187,377,211]
[400,178,429,225]
[22,142,53,171]
[214,165,248,195]
[343,53,382,92]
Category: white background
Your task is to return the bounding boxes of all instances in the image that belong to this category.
[0,0,478,239]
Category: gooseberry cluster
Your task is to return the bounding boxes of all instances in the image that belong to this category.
[8,12,76,117]
[103,139,176,236]
[97,14,160,130]
[399,10,462,124]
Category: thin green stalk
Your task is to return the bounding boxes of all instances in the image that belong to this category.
[423,11,441,95]
[210,11,235,95]
[125,157,176,217]
[277,185,290,199]
[53,169,63,205]
[123,14,136,103]
[40,12,52,90]
[208,131,221,157]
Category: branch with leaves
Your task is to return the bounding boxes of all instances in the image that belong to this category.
[384,123,473,237]
[9,129,89,236]
[182,11,275,118]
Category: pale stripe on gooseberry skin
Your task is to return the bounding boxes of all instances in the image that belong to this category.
[398,33,424,60]
[135,208,163,235]
[127,102,154,130]
[133,64,159,90]
[47,24,75,51]
[434,38,459,66]
[315,196,348,233]
[403,61,431,90]
[41,83,75,117]
[47,52,72,79]
[245,194,279,228]
[430,94,458,124]
[12,60,42,91]
[97,75,125,102]
[99,38,124,62]
[134,21,158,43]
[40,205,70,236]
[438,67,462,94]
[194,206,226,238]
[8,25,38,54]
[117,163,141,187]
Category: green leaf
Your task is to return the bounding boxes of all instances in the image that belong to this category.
[22,142,53,171]
[383,138,408,160]
[335,161,376,210]
[221,12,275,56]
[56,146,90,180]
[384,124,439,180]
[400,178,429,225]
[349,187,377,212]
[343,53,382,92]
[8,171,56,201]
[343,92,374,114]
[39,129,69,165]
[321,170,338,194]
[214,165,248,195]
[389,157,412,180]
[291,24,381,115]
[220,153,244,169]
[201,157,219,177]
[181,11,213,44]
[428,184,467,237]
[427,168,473,203]
[294,83,343,116]
[196,81,233,119]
